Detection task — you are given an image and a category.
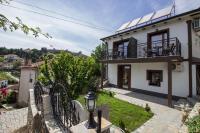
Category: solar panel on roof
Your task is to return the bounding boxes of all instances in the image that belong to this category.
[116,4,175,33]
[138,12,155,24]
[116,21,131,31]
[128,18,141,28]
[152,6,173,20]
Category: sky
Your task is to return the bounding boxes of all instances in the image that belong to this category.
[0,0,200,55]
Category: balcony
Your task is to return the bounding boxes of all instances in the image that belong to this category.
[102,37,182,62]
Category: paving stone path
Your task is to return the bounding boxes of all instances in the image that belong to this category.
[0,107,28,133]
[104,87,183,133]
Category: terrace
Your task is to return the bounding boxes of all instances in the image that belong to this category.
[101,37,182,63]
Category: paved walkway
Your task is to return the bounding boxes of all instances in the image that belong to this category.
[0,107,28,133]
[104,87,183,133]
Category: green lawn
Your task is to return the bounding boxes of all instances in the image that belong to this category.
[0,72,11,80]
[0,72,18,83]
[77,91,153,132]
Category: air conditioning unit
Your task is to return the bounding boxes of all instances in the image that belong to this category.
[172,62,183,72]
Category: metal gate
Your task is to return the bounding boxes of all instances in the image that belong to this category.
[50,83,80,131]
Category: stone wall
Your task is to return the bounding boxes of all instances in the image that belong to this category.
[27,89,48,133]
[27,89,62,133]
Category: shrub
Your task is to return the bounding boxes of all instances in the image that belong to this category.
[119,120,130,133]
[101,90,115,97]
[119,120,125,131]
[6,91,16,104]
[186,115,200,133]
[182,111,189,123]
[8,79,18,85]
[145,103,151,112]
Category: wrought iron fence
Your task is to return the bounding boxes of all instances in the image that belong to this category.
[33,81,49,133]
[50,83,80,130]
[34,81,44,111]
[102,37,182,60]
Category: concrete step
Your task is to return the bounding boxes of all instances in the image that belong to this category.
[174,99,193,111]
[187,97,197,106]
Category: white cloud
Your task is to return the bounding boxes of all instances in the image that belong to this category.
[0,1,111,55]
[175,0,200,14]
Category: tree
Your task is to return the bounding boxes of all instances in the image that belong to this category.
[91,44,107,77]
[0,56,4,62]
[12,60,21,69]
[0,0,51,38]
[39,52,100,99]
[91,44,106,63]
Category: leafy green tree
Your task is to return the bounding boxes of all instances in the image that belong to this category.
[0,0,51,38]
[39,52,100,99]
[12,60,21,69]
[91,44,107,77]
[0,56,4,62]
[91,44,106,63]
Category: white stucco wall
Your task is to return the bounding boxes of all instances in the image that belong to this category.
[106,16,200,98]
[131,63,168,95]
[108,64,118,85]
[108,62,190,97]
[107,19,189,59]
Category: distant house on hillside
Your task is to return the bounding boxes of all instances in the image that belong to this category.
[100,3,200,107]
[0,79,8,88]
[4,54,19,61]
[2,54,24,69]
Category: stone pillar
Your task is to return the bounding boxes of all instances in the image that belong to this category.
[18,66,38,107]
[42,95,53,116]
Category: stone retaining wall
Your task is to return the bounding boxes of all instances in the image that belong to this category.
[179,102,200,133]
[27,89,62,133]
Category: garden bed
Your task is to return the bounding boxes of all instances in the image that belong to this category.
[77,91,153,132]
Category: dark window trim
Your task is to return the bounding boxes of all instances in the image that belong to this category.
[147,28,170,50]
[113,38,130,53]
[146,70,163,87]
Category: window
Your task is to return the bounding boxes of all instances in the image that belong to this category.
[193,18,200,29]
[117,41,128,57]
[147,70,163,87]
[113,40,129,58]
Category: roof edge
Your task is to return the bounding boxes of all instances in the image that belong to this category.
[101,7,200,41]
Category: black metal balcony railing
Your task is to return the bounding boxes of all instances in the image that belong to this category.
[102,37,181,60]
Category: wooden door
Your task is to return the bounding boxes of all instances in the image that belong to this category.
[117,65,123,88]
[117,65,131,89]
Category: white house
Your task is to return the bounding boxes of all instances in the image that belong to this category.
[0,80,8,88]
[100,3,200,106]
[4,54,19,61]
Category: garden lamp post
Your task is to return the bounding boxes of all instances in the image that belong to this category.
[85,91,96,129]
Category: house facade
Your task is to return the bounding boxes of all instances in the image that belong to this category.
[100,5,200,106]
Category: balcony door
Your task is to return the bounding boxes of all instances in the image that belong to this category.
[113,40,129,58]
[117,65,131,89]
[147,29,169,56]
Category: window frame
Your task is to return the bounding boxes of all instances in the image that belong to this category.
[146,70,163,87]
[193,18,200,29]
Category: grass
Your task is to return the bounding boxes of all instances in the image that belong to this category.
[77,91,153,132]
[0,72,12,81]
[0,72,18,83]
[186,115,200,133]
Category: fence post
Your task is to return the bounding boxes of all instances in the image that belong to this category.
[97,110,102,133]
